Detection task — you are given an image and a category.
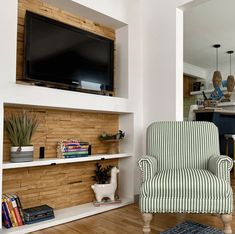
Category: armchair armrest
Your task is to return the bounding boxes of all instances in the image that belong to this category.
[208,155,233,183]
[138,155,158,183]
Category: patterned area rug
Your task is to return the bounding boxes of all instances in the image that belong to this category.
[160,221,223,234]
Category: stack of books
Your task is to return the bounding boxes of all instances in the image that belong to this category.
[57,140,89,158]
[2,194,24,229]
[23,204,54,224]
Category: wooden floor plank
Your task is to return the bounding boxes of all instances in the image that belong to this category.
[31,177,235,234]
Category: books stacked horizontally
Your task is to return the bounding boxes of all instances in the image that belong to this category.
[23,204,54,224]
[57,140,89,158]
[2,194,24,229]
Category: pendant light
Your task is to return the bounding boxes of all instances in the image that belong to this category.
[226,50,235,92]
[212,44,222,88]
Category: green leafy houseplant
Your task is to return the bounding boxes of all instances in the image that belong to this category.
[5,111,38,147]
[5,111,38,163]
[92,163,113,184]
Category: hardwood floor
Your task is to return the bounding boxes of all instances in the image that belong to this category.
[32,178,235,234]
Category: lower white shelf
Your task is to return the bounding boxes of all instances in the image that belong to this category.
[2,197,134,234]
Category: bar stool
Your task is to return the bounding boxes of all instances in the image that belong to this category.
[224,134,235,178]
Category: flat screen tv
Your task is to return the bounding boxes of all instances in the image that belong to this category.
[24,11,114,93]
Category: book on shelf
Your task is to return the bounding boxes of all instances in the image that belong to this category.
[2,194,55,229]
[2,194,24,228]
[64,154,88,158]
[5,194,23,226]
[23,204,54,224]
[57,139,89,158]
[2,200,12,228]
[12,194,25,225]
[2,195,18,227]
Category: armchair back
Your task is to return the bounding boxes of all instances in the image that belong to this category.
[146,121,220,170]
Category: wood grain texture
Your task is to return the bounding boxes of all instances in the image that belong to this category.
[4,106,119,161]
[32,177,235,234]
[3,159,118,210]
[16,0,115,81]
[3,105,119,209]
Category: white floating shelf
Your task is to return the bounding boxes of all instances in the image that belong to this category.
[217,102,235,107]
[2,197,133,234]
[190,87,227,96]
[3,153,132,169]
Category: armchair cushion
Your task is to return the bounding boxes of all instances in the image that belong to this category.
[208,155,233,183]
[140,168,233,214]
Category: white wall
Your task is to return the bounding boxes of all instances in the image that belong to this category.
[184,62,207,79]
[72,0,129,23]
[141,0,202,126]
[0,0,18,86]
[141,0,183,128]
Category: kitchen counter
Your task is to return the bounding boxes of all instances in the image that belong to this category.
[195,108,235,115]
[195,108,235,155]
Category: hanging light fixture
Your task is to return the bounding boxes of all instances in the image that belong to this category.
[226,50,235,93]
[212,44,222,88]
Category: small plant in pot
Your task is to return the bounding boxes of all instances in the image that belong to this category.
[5,111,38,163]
[91,163,119,203]
[92,163,113,184]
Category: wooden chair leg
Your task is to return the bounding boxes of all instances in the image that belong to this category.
[142,213,153,234]
[221,214,232,234]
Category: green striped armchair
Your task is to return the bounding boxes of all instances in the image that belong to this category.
[138,122,233,234]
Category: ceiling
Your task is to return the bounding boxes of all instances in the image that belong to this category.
[184,0,235,70]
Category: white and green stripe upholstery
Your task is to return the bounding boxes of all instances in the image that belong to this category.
[138,121,233,214]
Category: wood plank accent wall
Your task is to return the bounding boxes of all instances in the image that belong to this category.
[4,106,119,161]
[3,159,118,209]
[3,106,119,209]
[5,0,119,211]
[17,0,115,81]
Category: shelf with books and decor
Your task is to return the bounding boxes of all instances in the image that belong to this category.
[1,104,134,233]
[0,0,135,233]
[2,197,133,234]
[2,153,132,169]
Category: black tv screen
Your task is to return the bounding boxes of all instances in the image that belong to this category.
[24,11,114,92]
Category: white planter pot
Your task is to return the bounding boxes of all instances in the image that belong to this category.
[91,183,115,202]
[91,166,119,202]
[10,146,34,163]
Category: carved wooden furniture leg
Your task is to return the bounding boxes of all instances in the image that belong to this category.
[221,214,232,234]
[142,213,153,234]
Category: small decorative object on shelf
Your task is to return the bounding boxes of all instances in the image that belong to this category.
[4,111,38,163]
[57,139,89,158]
[99,130,125,141]
[99,130,125,154]
[91,163,120,205]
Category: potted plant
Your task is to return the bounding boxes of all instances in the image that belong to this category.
[5,111,38,163]
[92,163,113,184]
[99,130,125,154]
[91,163,119,202]
[99,130,125,141]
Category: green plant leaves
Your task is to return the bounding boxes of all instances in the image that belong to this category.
[92,163,113,184]
[5,111,38,147]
